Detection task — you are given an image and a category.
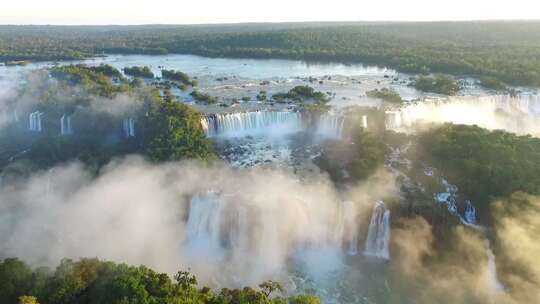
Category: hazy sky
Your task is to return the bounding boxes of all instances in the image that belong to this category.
[1,0,539,25]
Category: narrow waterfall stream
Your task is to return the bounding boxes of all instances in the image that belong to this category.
[363,201,391,260]
[487,244,505,293]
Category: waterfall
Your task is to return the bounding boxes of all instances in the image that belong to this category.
[60,115,73,135]
[364,201,391,260]
[361,115,368,129]
[464,200,476,225]
[201,111,302,137]
[200,117,212,136]
[385,111,402,130]
[185,192,230,254]
[396,94,540,135]
[342,201,359,255]
[317,114,345,139]
[184,192,365,263]
[122,118,135,138]
[487,245,505,292]
[28,111,44,132]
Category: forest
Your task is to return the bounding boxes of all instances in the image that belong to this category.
[1,21,540,87]
[0,258,319,304]
[418,124,540,206]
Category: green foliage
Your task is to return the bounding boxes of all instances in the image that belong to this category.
[272,86,329,103]
[190,90,218,104]
[89,64,123,78]
[162,69,195,86]
[347,131,386,180]
[366,88,403,103]
[123,66,154,78]
[316,127,386,183]
[144,98,215,162]
[288,295,321,304]
[2,22,540,87]
[0,258,318,304]
[258,281,284,298]
[414,75,460,95]
[479,76,507,91]
[18,296,39,304]
[418,124,540,205]
[256,91,267,101]
[50,64,126,97]
[0,259,33,304]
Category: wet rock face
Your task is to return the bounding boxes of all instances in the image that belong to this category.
[213,131,321,170]
[215,137,292,168]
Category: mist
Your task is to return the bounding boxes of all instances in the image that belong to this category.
[397,95,540,136]
[1,154,539,302]
[0,70,19,129]
[0,156,396,287]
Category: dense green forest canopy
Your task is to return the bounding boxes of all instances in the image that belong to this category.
[0,257,319,304]
[1,21,540,87]
[418,124,540,206]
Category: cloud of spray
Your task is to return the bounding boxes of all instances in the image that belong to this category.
[390,203,540,304]
[0,156,397,288]
[1,156,539,302]
[0,69,20,129]
[399,95,540,136]
[87,92,146,117]
[492,192,540,303]
[0,69,144,132]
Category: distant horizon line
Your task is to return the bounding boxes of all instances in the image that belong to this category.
[2,19,540,27]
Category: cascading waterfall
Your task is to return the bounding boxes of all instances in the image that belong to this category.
[487,244,505,293]
[122,118,135,138]
[28,111,44,132]
[364,201,391,260]
[341,201,359,255]
[201,111,302,137]
[185,192,234,254]
[60,115,73,135]
[184,192,363,263]
[361,115,368,129]
[392,94,540,135]
[384,110,402,130]
[317,114,345,139]
[464,200,476,225]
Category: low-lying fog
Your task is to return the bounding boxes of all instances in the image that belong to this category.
[1,157,539,303]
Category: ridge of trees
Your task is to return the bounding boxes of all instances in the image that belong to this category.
[2,22,540,87]
[0,257,320,304]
